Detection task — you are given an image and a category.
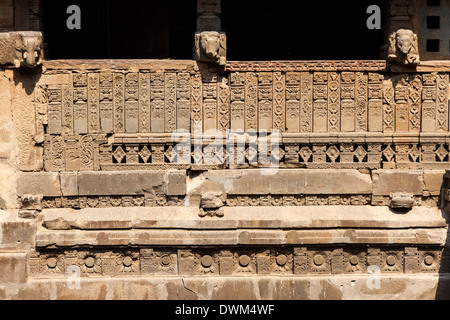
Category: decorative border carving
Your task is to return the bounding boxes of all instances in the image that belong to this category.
[28,246,443,278]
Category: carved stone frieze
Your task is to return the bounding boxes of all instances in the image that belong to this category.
[29,246,443,278]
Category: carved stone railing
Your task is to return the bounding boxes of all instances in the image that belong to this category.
[37,60,450,173]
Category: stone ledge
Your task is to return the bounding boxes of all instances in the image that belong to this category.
[5,275,448,300]
[43,60,196,72]
[41,206,447,231]
[17,172,61,197]
[18,171,187,197]
[35,228,447,248]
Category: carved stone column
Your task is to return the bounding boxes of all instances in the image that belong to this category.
[194,0,227,66]
[382,0,420,65]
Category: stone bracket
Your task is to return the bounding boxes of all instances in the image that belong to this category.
[0,31,43,68]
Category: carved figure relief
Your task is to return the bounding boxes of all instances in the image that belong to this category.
[0,31,43,68]
[194,31,227,66]
[388,29,420,65]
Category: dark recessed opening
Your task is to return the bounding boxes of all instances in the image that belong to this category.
[222,0,384,60]
[43,0,196,59]
[427,39,440,52]
[427,16,440,29]
[427,0,440,6]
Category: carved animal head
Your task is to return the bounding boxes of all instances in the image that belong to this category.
[200,31,221,60]
[395,29,415,55]
[21,36,43,67]
[390,192,414,210]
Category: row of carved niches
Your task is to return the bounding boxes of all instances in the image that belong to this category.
[28,246,442,278]
[36,195,439,209]
[39,69,449,135]
[43,133,450,171]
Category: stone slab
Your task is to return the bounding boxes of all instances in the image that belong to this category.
[372,170,423,196]
[4,275,446,300]
[0,253,27,284]
[77,171,186,196]
[0,210,36,249]
[16,172,61,197]
[41,206,447,231]
[60,172,78,197]
[205,169,372,195]
[36,227,447,248]
[423,170,445,196]
[165,171,187,196]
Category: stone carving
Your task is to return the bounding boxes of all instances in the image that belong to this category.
[194,31,227,66]
[28,246,442,278]
[0,31,43,68]
[388,29,420,65]
[37,69,450,136]
[225,61,387,72]
[390,192,414,209]
[230,73,245,130]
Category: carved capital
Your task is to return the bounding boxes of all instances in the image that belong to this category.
[0,31,43,69]
[387,29,420,65]
[194,31,227,66]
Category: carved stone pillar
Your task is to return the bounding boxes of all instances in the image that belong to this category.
[382,0,419,65]
[197,0,221,32]
[195,0,226,66]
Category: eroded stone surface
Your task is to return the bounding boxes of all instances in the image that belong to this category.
[204,169,372,195]
[372,170,423,196]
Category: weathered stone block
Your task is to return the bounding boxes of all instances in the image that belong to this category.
[0,253,27,284]
[165,171,187,196]
[205,169,372,195]
[0,213,36,249]
[423,170,445,196]
[16,172,61,197]
[78,171,171,196]
[372,170,423,196]
[60,172,78,197]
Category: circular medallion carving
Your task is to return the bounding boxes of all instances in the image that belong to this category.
[350,255,359,266]
[47,257,57,269]
[424,255,434,266]
[239,255,251,267]
[386,255,396,267]
[313,254,325,266]
[201,255,213,268]
[85,257,95,268]
[161,255,171,266]
[123,256,133,267]
[276,254,288,266]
